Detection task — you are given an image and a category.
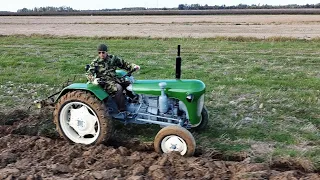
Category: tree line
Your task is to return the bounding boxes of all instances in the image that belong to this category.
[177,3,320,10]
[17,3,320,13]
[17,6,77,13]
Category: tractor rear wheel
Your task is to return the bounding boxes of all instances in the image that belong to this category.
[154,126,196,157]
[53,90,112,145]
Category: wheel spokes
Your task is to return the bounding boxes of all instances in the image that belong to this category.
[68,105,99,137]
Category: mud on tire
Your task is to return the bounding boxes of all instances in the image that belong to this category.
[53,90,112,145]
[154,126,196,157]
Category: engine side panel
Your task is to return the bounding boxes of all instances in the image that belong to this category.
[132,79,205,125]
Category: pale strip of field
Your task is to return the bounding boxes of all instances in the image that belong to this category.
[0,15,320,38]
[1,15,320,24]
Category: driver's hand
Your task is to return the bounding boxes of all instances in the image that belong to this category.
[134,65,140,71]
[93,78,100,85]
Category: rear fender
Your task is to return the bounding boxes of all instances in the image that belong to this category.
[55,69,125,102]
[54,83,109,102]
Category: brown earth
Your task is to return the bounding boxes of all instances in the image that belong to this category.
[1,15,320,38]
[0,109,319,179]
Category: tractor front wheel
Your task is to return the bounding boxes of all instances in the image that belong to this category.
[53,90,112,145]
[154,126,196,157]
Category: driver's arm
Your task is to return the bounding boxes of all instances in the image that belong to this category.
[111,55,136,72]
[86,60,98,81]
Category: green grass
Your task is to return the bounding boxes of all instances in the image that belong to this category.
[1,35,320,169]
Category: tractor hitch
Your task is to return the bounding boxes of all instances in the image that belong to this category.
[34,98,55,109]
[33,91,59,109]
[33,76,76,109]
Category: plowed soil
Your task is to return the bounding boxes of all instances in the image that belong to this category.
[0,109,319,179]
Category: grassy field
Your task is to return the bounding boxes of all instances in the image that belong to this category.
[0,35,320,169]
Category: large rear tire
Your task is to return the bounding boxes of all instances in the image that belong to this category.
[154,126,196,157]
[53,90,112,145]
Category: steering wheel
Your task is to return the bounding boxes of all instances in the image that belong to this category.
[122,68,137,78]
[117,68,136,84]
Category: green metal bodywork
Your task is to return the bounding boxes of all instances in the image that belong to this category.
[115,70,127,77]
[55,83,109,101]
[55,70,126,101]
[55,70,205,125]
[132,79,205,124]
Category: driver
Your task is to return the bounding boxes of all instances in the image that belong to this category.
[86,44,140,119]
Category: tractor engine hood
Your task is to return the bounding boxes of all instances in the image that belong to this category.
[132,79,205,100]
[132,79,205,125]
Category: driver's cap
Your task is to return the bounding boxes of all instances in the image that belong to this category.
[97,44,108,52]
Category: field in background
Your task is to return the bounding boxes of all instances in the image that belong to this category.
[1,15,320,38]
[2,8,320,16]
[0,35,320,169]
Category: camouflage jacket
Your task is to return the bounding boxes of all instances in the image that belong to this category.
[86,55,136,81]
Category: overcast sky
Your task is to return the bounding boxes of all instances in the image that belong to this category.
[2,0,319,12]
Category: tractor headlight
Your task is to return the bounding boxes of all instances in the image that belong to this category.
[197,94,204,116]
[186,94,194,102]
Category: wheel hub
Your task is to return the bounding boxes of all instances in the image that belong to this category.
[77,118,87,131]
[170,144,177,150]
[162,135,187,155]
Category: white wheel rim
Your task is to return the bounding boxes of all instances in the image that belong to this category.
[60,101,100,144]
[161,135,188,155]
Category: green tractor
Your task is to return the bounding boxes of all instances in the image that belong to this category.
[36,45,208,157]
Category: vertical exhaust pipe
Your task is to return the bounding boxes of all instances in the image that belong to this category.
[176,45,181,79]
